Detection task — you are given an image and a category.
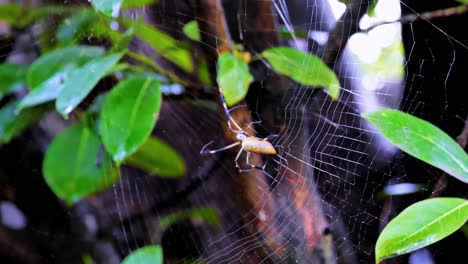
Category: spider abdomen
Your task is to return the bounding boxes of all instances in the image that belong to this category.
[242,137,277,155]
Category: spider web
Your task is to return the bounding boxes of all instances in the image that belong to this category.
[1,0,467,263]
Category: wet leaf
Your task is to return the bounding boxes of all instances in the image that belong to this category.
[376,198,468,263]
[91,0,122,18]
[122,245,163,264]
[100,77,161,163]
[43,123,118,205]
[183,20,201,41]
[56,53,123,117]
[217,52,253,106]
[125,137,185,178]
[157,207,220,231]
[363,109,468,183]
[27,46,105,90]
[261,47,340,99]
[0,63,28,100]
[133,20,193,72]
[0,101,51,145]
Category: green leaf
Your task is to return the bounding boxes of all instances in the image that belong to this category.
[0,63,28,100]
[56,53,123,117]
[21,5,72,27]
[122,0,156,8]
[456,0,468,3]
[157,207,220,231]
[43,123,118,205]
[261,47,340,99]
[56,10,97,45]
[91,0,122,18]
[0,3,21,25]
[0,4,71,27]
[100,77,161,163]
[122,245,163,264]
[183,21,201,41]
[363,109,468,183]
[22,46,105,111]
[217,52,253,106]
[125,137,185,178]
[133,20,193,72]
[375,198,468,263]
[0,101,51,145]
[27,46,105,90]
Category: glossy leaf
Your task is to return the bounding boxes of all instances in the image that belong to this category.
[0,101,51,145]
[0,63,28,100]
[261,47,340,99]
[375,198,468,263]
[19,68,73,110]
[157,207,220,231]
[56,53,123,117]
[122,245,163,264]
[217,52,253,106]
[43,123,118,205]
[125,137,185,178]
[27,46,105,90]
[363,109,468,183]
[183,20,201,41]
[133,20,193,72]
[91,0,122,18]
[100,77,161,163]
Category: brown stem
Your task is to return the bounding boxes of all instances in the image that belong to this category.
[244,0,330,259]
[193,0,277,262]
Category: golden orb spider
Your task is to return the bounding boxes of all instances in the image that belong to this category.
[200,89,278,172]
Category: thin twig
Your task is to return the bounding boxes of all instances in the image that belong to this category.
[364,4,468,32]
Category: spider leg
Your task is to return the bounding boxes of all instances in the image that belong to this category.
[200,141,241,155]
[219,90,246,134]
[245,120,262,132]
[234,148,244,168]
[246,152,267,170]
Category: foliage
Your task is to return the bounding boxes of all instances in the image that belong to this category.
[260,47,340,99]
[100,76,161,163]
[122,245,163,264]
[365,109,468,262]
[157,206,220,231]
[126,137,185,178]
[217,52,253,106]
[183,20,201,41]
[0,63,28,100]
[43,123,119,205]
[3,0,466,263]
[375,198,468,263]
[364,109,468,183]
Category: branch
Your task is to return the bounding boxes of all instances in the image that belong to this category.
[322,0,370,67]
[363,4,468,32]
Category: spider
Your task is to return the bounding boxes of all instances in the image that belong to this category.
[200,89,278,172]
